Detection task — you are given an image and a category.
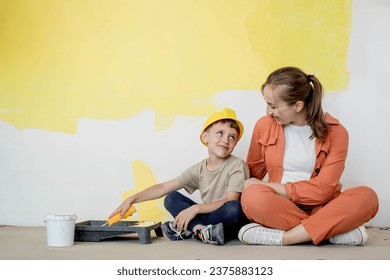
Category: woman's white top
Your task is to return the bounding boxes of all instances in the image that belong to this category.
[281,124,316,184]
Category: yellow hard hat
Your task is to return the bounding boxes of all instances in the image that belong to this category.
[200,108,244,145]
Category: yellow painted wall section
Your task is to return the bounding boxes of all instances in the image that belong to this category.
[0,0,352,133]
[122,160,168,222]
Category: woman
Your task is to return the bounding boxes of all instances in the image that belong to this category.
[238,66,378,246]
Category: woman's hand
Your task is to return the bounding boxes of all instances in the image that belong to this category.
[244,177,264,189]
[244,178,288,199]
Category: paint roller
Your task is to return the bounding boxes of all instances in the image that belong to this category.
[101,205,137,226]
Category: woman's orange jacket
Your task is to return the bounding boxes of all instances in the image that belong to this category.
[246,113,348,207]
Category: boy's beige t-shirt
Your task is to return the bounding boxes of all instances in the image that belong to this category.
[176,155,250,203]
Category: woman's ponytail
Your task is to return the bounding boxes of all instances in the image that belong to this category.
[305,75,328,141]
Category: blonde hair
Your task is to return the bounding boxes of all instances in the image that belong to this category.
[262,66,329,141]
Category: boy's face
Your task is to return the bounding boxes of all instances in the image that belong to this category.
[202,121,238,159]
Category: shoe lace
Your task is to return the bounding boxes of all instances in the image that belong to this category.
[199,225,216,244]
[254,227,283,246]
[178,230,188,239]
[169,222,191,239]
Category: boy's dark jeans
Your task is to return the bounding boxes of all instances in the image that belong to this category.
[164,191,250,241]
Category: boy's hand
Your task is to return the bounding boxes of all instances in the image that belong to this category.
[109,197,133,218]
[174,205,200,231]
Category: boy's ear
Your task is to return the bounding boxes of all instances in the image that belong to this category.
[201,131,208,145]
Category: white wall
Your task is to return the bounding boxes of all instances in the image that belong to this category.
[0,0,389,227]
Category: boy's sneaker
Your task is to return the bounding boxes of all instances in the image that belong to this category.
[238,223,283,246]
[195,223,224,245]
[161,221,193,241]
[329,226,368,246]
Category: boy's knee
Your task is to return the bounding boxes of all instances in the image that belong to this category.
[164,191,180,208]
[222,200,243,221]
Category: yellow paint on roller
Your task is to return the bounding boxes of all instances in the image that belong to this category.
[106,205,137,226]
[0,0,352,133]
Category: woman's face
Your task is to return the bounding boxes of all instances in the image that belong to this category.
[263,85,304,126]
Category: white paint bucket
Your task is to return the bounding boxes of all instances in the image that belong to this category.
[44,214,77,247]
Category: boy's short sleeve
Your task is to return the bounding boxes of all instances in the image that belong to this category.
[176,161,203,195]
[225,159,250,193]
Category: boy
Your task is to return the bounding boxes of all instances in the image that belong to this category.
[109,108,250,245]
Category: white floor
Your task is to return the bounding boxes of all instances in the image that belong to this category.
[1,226,389,260]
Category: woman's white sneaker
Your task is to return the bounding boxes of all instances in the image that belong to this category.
[329,226,368,246]
[238,223,283,246]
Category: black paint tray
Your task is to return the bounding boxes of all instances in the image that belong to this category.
[74,220,163,244]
